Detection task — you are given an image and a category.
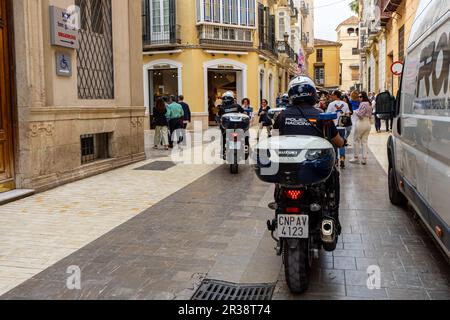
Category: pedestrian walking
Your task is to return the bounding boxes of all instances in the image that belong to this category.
[350,92,373,165]
[178,95,192,129]
[178,95,191,144]
[166,95,185,148]
[327,90,351,169]
[258,99,272,139]
[153,98,170,150]
[242,98,254,122]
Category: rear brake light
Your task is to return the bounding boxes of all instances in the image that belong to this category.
[285,190,304,200]
[286,207,300,213]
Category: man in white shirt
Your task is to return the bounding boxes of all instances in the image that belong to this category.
[327,90,351,169]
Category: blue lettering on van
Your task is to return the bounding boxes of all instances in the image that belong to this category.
[416,31,450,98]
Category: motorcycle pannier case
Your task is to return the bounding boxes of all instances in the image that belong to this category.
[220,113,251,131]
[254,136,336,186]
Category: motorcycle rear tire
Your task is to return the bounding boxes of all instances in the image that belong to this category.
[283,239,311,294]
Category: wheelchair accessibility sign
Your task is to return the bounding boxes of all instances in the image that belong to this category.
[56,52,72,77]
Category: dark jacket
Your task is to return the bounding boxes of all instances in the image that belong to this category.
[274,104,338,139]
[179,102,191,122]
[153,107,168,127]
[258,106,271,125]
[218,103,244,116]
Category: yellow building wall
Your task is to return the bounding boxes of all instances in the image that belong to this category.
[384,0,420,95]
[308,45,341,88]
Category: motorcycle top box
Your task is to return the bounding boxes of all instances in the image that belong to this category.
[220,113,251,131]
[254,135,335,186]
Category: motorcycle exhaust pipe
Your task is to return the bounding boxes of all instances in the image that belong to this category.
[321,219,336,244]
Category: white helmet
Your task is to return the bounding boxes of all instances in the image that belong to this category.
[222,91,235,105]
[288,76,319,105]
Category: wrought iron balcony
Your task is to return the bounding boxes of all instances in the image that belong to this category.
[376,0,393,26]
[197,24,254,48]
[259,41,278,57]
[142,24,181,47]
[277,41,298,64]
[382,0,403,13]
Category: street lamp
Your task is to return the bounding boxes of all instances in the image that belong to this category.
[283,32,290,43]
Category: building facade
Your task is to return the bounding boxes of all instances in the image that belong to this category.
[0,0,145,194]
[359,0,419,95]
[142,0,313,127]
[308,39,342,90]
[336,16,361,91]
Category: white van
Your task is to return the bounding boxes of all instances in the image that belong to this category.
[387,0,450,257]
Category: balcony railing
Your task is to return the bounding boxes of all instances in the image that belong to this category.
[376,0,393,26]
[142,24,181,47]
[277,41,298,64]
[382,0,403,13]
[197,24,254,47]
[259,41,278,57]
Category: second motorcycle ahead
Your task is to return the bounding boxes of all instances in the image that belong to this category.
[217,91,250,174]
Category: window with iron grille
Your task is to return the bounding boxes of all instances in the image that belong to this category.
[352,47,358,55]
[316,48,323,62]
[81,133,110,165]
[76,0,114,100]
[315,67,324,86]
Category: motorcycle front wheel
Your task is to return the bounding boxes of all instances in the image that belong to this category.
[283,239,312,294]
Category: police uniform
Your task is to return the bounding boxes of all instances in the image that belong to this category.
[218,103,244,116]
[274,103,339,139]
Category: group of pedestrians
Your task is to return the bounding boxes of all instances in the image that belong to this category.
[152,95,191,150]
[318,90,374,167]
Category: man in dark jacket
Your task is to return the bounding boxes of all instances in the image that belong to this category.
[178,95,191,129]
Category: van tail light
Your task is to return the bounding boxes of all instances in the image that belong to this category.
[285,190,305,200]
[286,207,301,214]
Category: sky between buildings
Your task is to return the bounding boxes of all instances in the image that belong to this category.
[314,0,356,41]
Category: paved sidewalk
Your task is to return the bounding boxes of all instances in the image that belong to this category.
[0,131,218,295]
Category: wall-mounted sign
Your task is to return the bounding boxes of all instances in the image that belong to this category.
[391,61,404,76]
[56,52,72,77]
[153,64,172,69]
[50,6,79,49]
[217,65,235,70]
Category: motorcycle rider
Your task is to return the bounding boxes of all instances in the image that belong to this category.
[218,91,245,159]
[273,76,345,233]
[278,93,290,108]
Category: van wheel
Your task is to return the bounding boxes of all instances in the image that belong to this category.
[389,166,407,206]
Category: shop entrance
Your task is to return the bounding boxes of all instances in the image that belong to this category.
[148,68,179,127]
[207,69,242,125]
[0,0,15,192]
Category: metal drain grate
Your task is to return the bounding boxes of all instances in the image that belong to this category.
[134,161,176,171]
[192,280,275,301]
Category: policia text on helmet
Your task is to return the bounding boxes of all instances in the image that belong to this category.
[274,76,345,149]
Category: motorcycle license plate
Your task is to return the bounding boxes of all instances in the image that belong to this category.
[277,215,309,238]
[229,142,241,150]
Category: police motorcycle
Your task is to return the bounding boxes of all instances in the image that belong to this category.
[218,91,251,174]
[254,77,342,294]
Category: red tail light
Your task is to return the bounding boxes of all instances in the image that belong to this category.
[286,207,301,213]
[285,190,304,200]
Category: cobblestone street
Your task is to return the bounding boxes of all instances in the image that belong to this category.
[0,131,448,300]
